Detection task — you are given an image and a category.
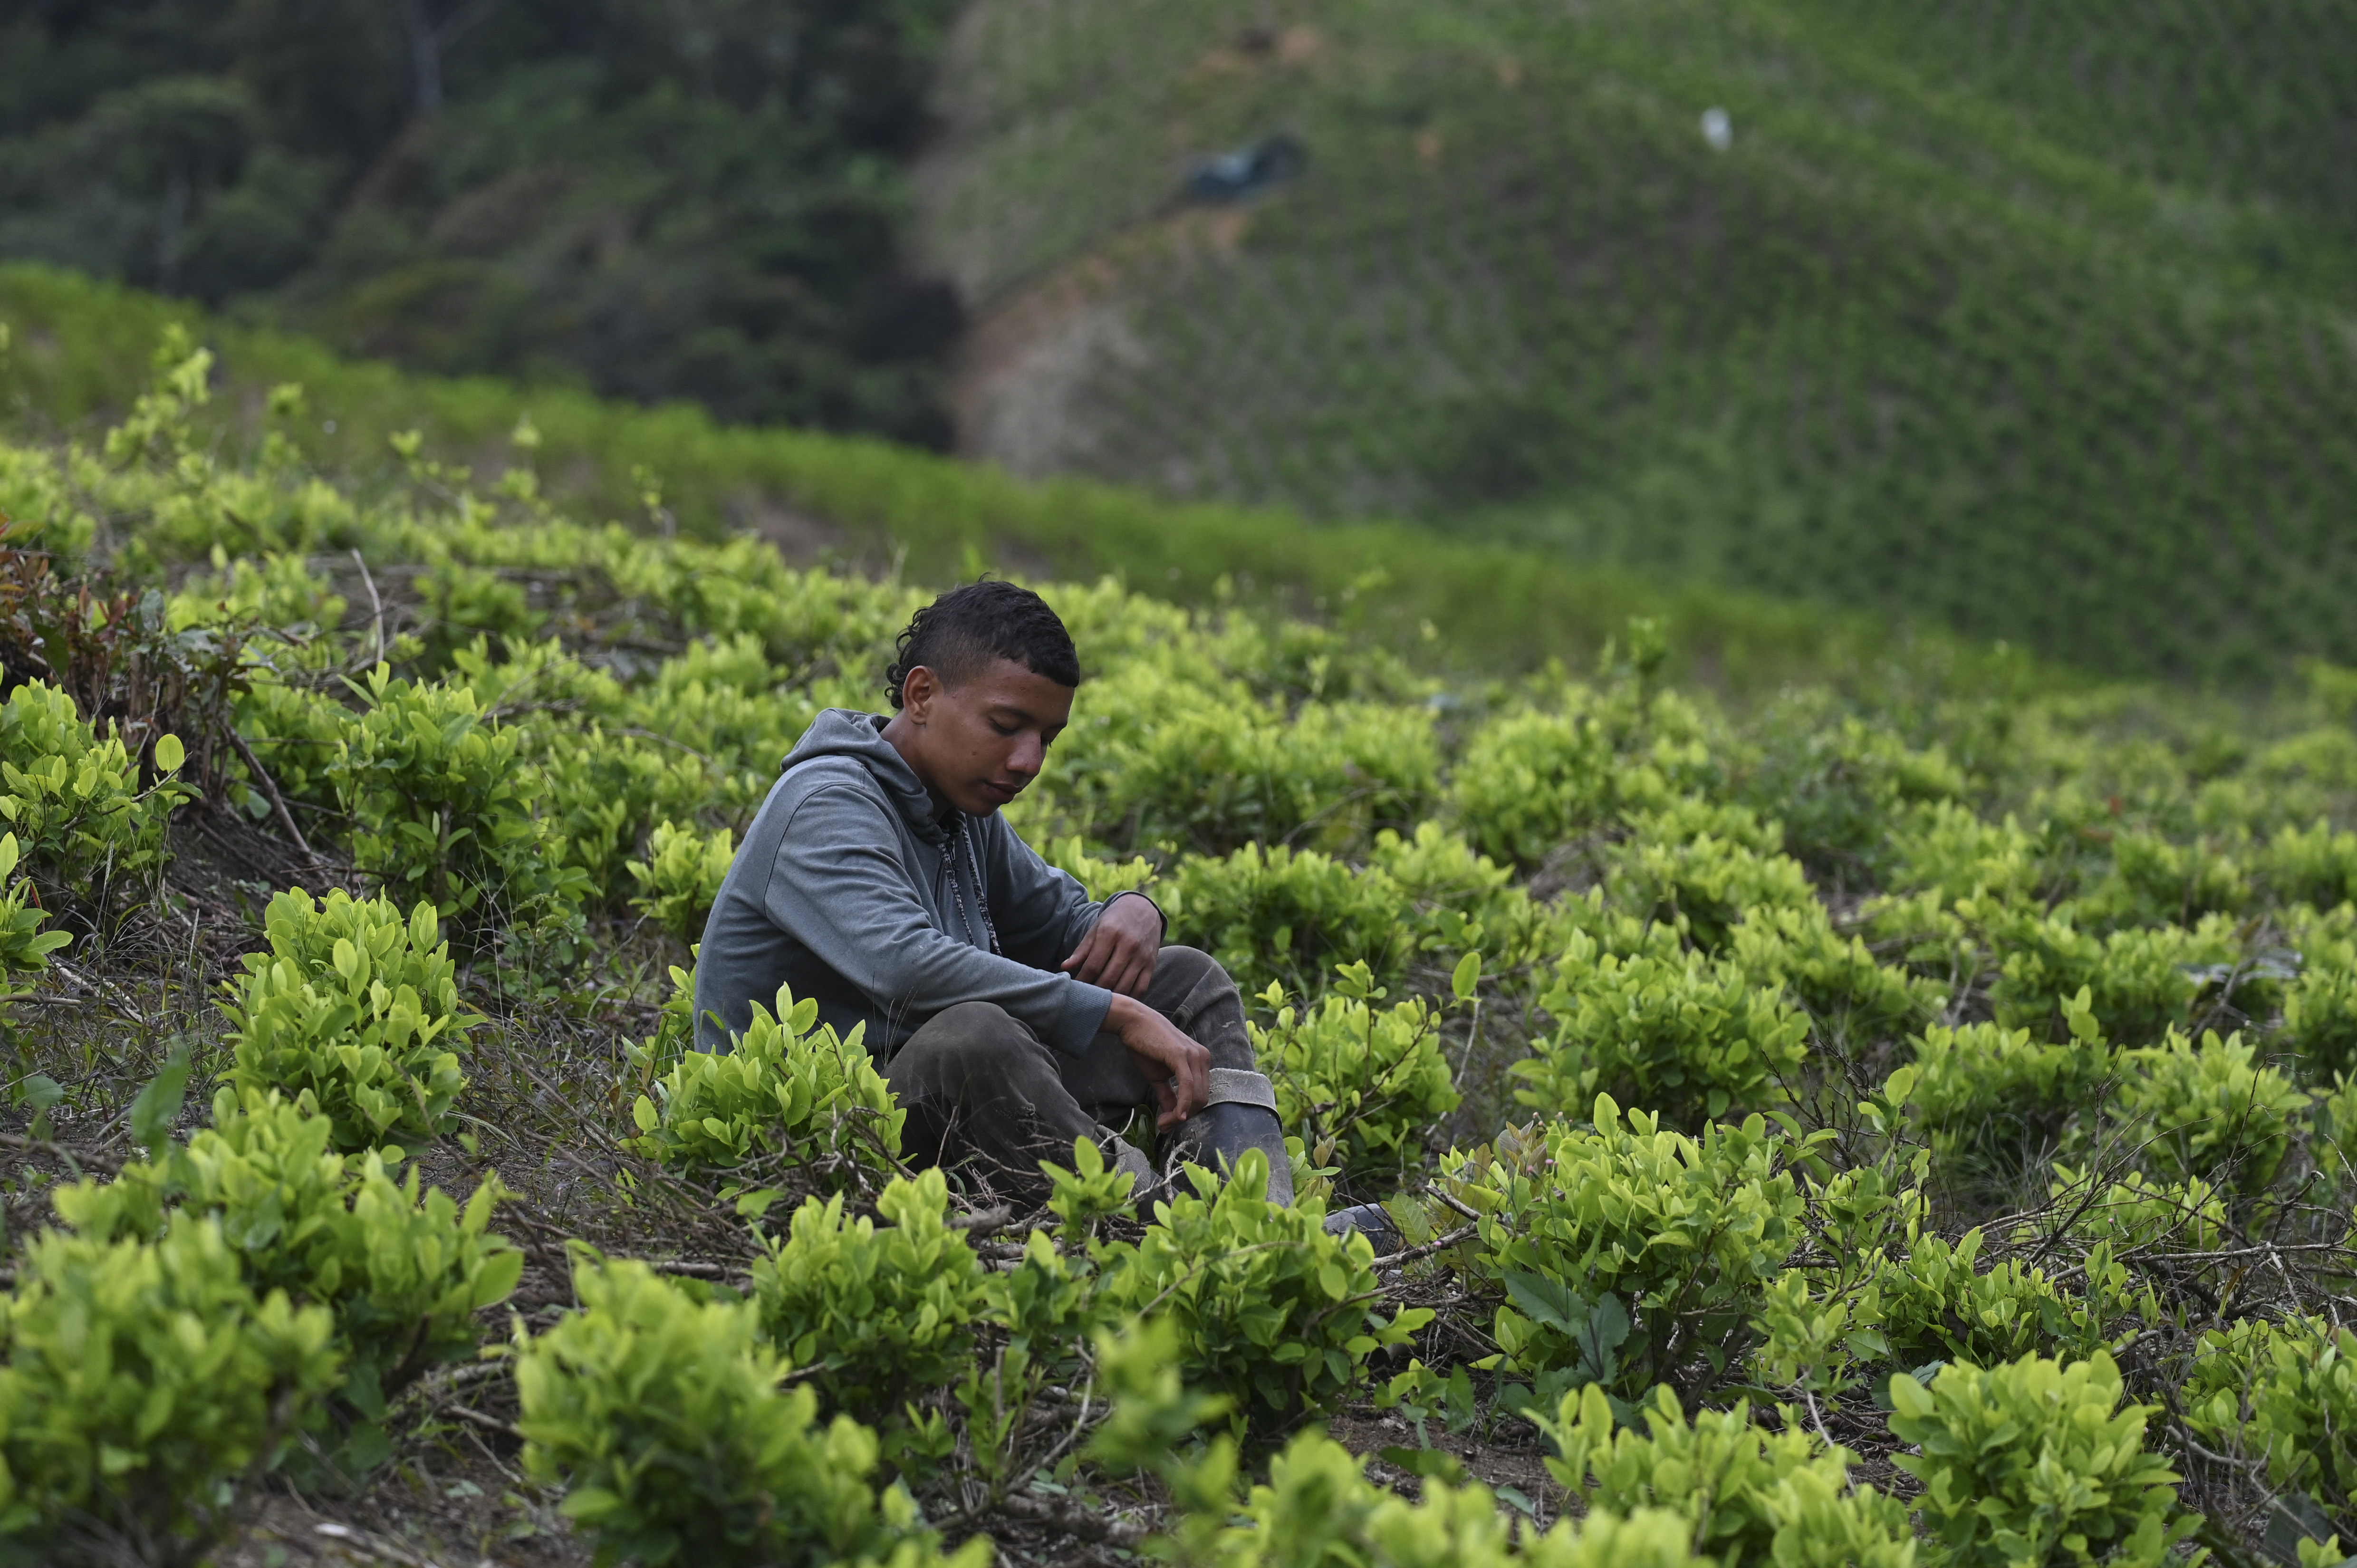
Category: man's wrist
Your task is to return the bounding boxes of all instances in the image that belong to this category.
[1103,888,1167,938]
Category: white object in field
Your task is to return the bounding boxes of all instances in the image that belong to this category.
[1701,106,1732,151]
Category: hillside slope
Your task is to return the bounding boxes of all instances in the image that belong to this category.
[919,0,2357,683]
[1,263,2000,695]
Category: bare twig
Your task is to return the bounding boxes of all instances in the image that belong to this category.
[46,957,156,1029]
[991,1490,1148,1547]
[1425,1183,1484,1224]
[438,1404,523,1442]
[1374,1224,1478,1270]
[224,724,320,867]
[350,548,385,665]
[0,1128,125,1177]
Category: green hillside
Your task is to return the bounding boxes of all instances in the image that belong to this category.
[1,263,2015,697]
[922,0,2357,683]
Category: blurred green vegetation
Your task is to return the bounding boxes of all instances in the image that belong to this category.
[0,0,960,443]
[925,0,2357,683]
[0,263,2041,698]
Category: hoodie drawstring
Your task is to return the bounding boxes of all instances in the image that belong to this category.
[940,817,1001,956]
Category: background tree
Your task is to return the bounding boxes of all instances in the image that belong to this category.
[0,0,962,443]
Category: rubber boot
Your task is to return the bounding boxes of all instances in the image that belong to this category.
[1323,1202,1401,1256]
[1107,1134,1157,1196]
[1165,1099,1295,1206]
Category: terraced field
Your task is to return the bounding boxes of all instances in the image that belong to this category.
[921,0,2357,682]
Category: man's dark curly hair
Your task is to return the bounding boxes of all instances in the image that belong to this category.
[884,580,1081,709]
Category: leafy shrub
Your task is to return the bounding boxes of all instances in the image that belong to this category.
[2116,1029,2308,1193]
[1533,1383,1916,1568]
[1367,821,1516,922]
[2048,1167,2227,1253]
[1450,1099,1806,1402]
[1187,1424,1712,1568]
[2182,1316,2357,1533]
[221,888,472,1153]
[630,986,903,1183]
[1610,800,1817,952]
[1445,682,1713,867]
[1737,697,1966,884]
[1043,664,1437,856]
[2283,905,2357,1080]
[1213,1431,1514,1568]
[0,831,70,1011]
[528,725,714,905]
[1160,825,1535,996]
[2259,818,2357,909]
[165,548,347,641]
[1885,801,2045,908]
[1872,1228,2142,1366]
[1160,842,1406,995]
[616,631,824,770]
[232,670,349,814]
[328,664,588,955]
[629,819,736,943]
[749,1169,986,1422]
[1087,1311,1711,1568]
[1039,1134,1138,1241]
[1741,1166,1927,1402]
[56,1087,521,1420]
[1033,834,1155,903]
[1099,1396,1706,1568]
[412,559,546,671]
[0,1218,341,1563]
[2073,828,2251,932]
[1724,904,1939,1043]
[1887,1351,2199,1568]
[1989,913,2232,1045]
[1516,926,1809,1126]
[1098,1150,1429,1424]
[1255,961,1462,1186]
[516,1254,981,1568]
[1081,1313,1234,1487]
[981,1217,1119,1394]
[0,679,184,909]
[1901,993,2112,1168]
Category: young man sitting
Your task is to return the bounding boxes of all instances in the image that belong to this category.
[692,579,1292,1205]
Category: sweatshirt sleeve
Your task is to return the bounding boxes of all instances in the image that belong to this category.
[984,820,1107,971]
[762,784,1114,1054]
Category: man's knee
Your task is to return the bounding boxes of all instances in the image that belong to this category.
[1154,944,1241,1010]
[1156,944,1222,985]
[1145,944,1259,1073]
[918,999,1028,1055]
[888,1002,1054,1100]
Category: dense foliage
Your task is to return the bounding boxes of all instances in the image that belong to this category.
[2,335,2355,1563]
[0,263,1978,690]
[0,0,961,441]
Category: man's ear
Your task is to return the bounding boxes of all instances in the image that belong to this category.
[901,664,942,721]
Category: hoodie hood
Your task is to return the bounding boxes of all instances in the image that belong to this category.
[782,708,952,846]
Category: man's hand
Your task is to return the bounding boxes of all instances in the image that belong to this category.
[1061,893,1161,998]
[1105,993,1210,1129]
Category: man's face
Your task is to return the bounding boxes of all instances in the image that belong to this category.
[894,656,1075,816]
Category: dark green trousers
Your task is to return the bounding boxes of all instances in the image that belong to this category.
[881,945,1274,1205]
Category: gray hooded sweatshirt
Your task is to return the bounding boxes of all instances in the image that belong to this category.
[692,708,1120,1058]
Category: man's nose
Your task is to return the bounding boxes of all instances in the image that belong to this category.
[1009,732,1044,775]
